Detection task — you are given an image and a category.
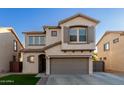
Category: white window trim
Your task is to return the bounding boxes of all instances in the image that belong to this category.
[104,42,110,51]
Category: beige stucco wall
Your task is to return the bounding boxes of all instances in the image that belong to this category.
[97,33,124,72]
[0,28,23,72]
[60,17,97,27]
[61,43,95,50]
[45,44,93,74]
[45,28,61,45]
[22,52,42,73]
[45,44,92,56]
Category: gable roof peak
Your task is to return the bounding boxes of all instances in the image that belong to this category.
[58,13,100,25]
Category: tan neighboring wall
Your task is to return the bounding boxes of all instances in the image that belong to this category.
[23,52,42,73]
[97,32,124,72]
[0,27,23,72]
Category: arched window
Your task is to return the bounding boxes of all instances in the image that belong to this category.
[27,55,35,63]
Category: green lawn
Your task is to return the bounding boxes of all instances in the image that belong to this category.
[0,74,40,85]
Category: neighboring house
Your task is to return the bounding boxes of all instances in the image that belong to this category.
[21,13,99,74]
[0,27,24,73]
[97,31,124,72]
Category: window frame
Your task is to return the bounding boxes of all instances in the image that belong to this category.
[69,28,77,42]
[104,42,110,51]
[113,38,119,44]
[69,27,87,43]
[27,55,35,63]
[29,36,34,45]
[13,40,17,52]
[51,31,57,37]
[28,36,45,46]
[34,36,40,45]
[79,28,87,42]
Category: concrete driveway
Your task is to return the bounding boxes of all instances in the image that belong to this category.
[46,72,124,85]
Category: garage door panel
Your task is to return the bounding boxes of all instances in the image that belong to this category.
[51,58,89,74]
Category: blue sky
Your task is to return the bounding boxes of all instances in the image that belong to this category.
[0,8,124,44]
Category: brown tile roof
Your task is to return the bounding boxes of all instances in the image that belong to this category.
[21,41,61,53]
[21,49,45,53]
[96,31,124,46]
[43,26,61,30]
[22,31,45,34]
[58,13,100,25]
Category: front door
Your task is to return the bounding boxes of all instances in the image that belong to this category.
[39,55,46,73]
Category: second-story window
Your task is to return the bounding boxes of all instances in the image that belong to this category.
[69,29,77,42]
[29,36,33,45]
[39,36,45,44]
[34,36,39,45]
[69,27,87,43]
[79,28,87,42]
[29,36,45,45]
[104,42,109,51]
[113,38,119,44]
[51,31,57,37]
[13,40,17,52]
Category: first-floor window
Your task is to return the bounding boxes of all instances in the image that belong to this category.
[27,56,35,63]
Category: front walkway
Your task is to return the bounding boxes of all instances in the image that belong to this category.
[36,73,49,85]
[37,72,124,85]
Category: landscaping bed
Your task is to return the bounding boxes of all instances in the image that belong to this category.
[0,74,40,85]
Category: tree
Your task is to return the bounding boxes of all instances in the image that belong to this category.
[92,51,98,61]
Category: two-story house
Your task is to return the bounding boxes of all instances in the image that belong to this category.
[97,31,124,72]
[0,27,23,73]
[21,13,99,75]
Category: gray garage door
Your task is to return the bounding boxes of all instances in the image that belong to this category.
[51,58,89,74]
